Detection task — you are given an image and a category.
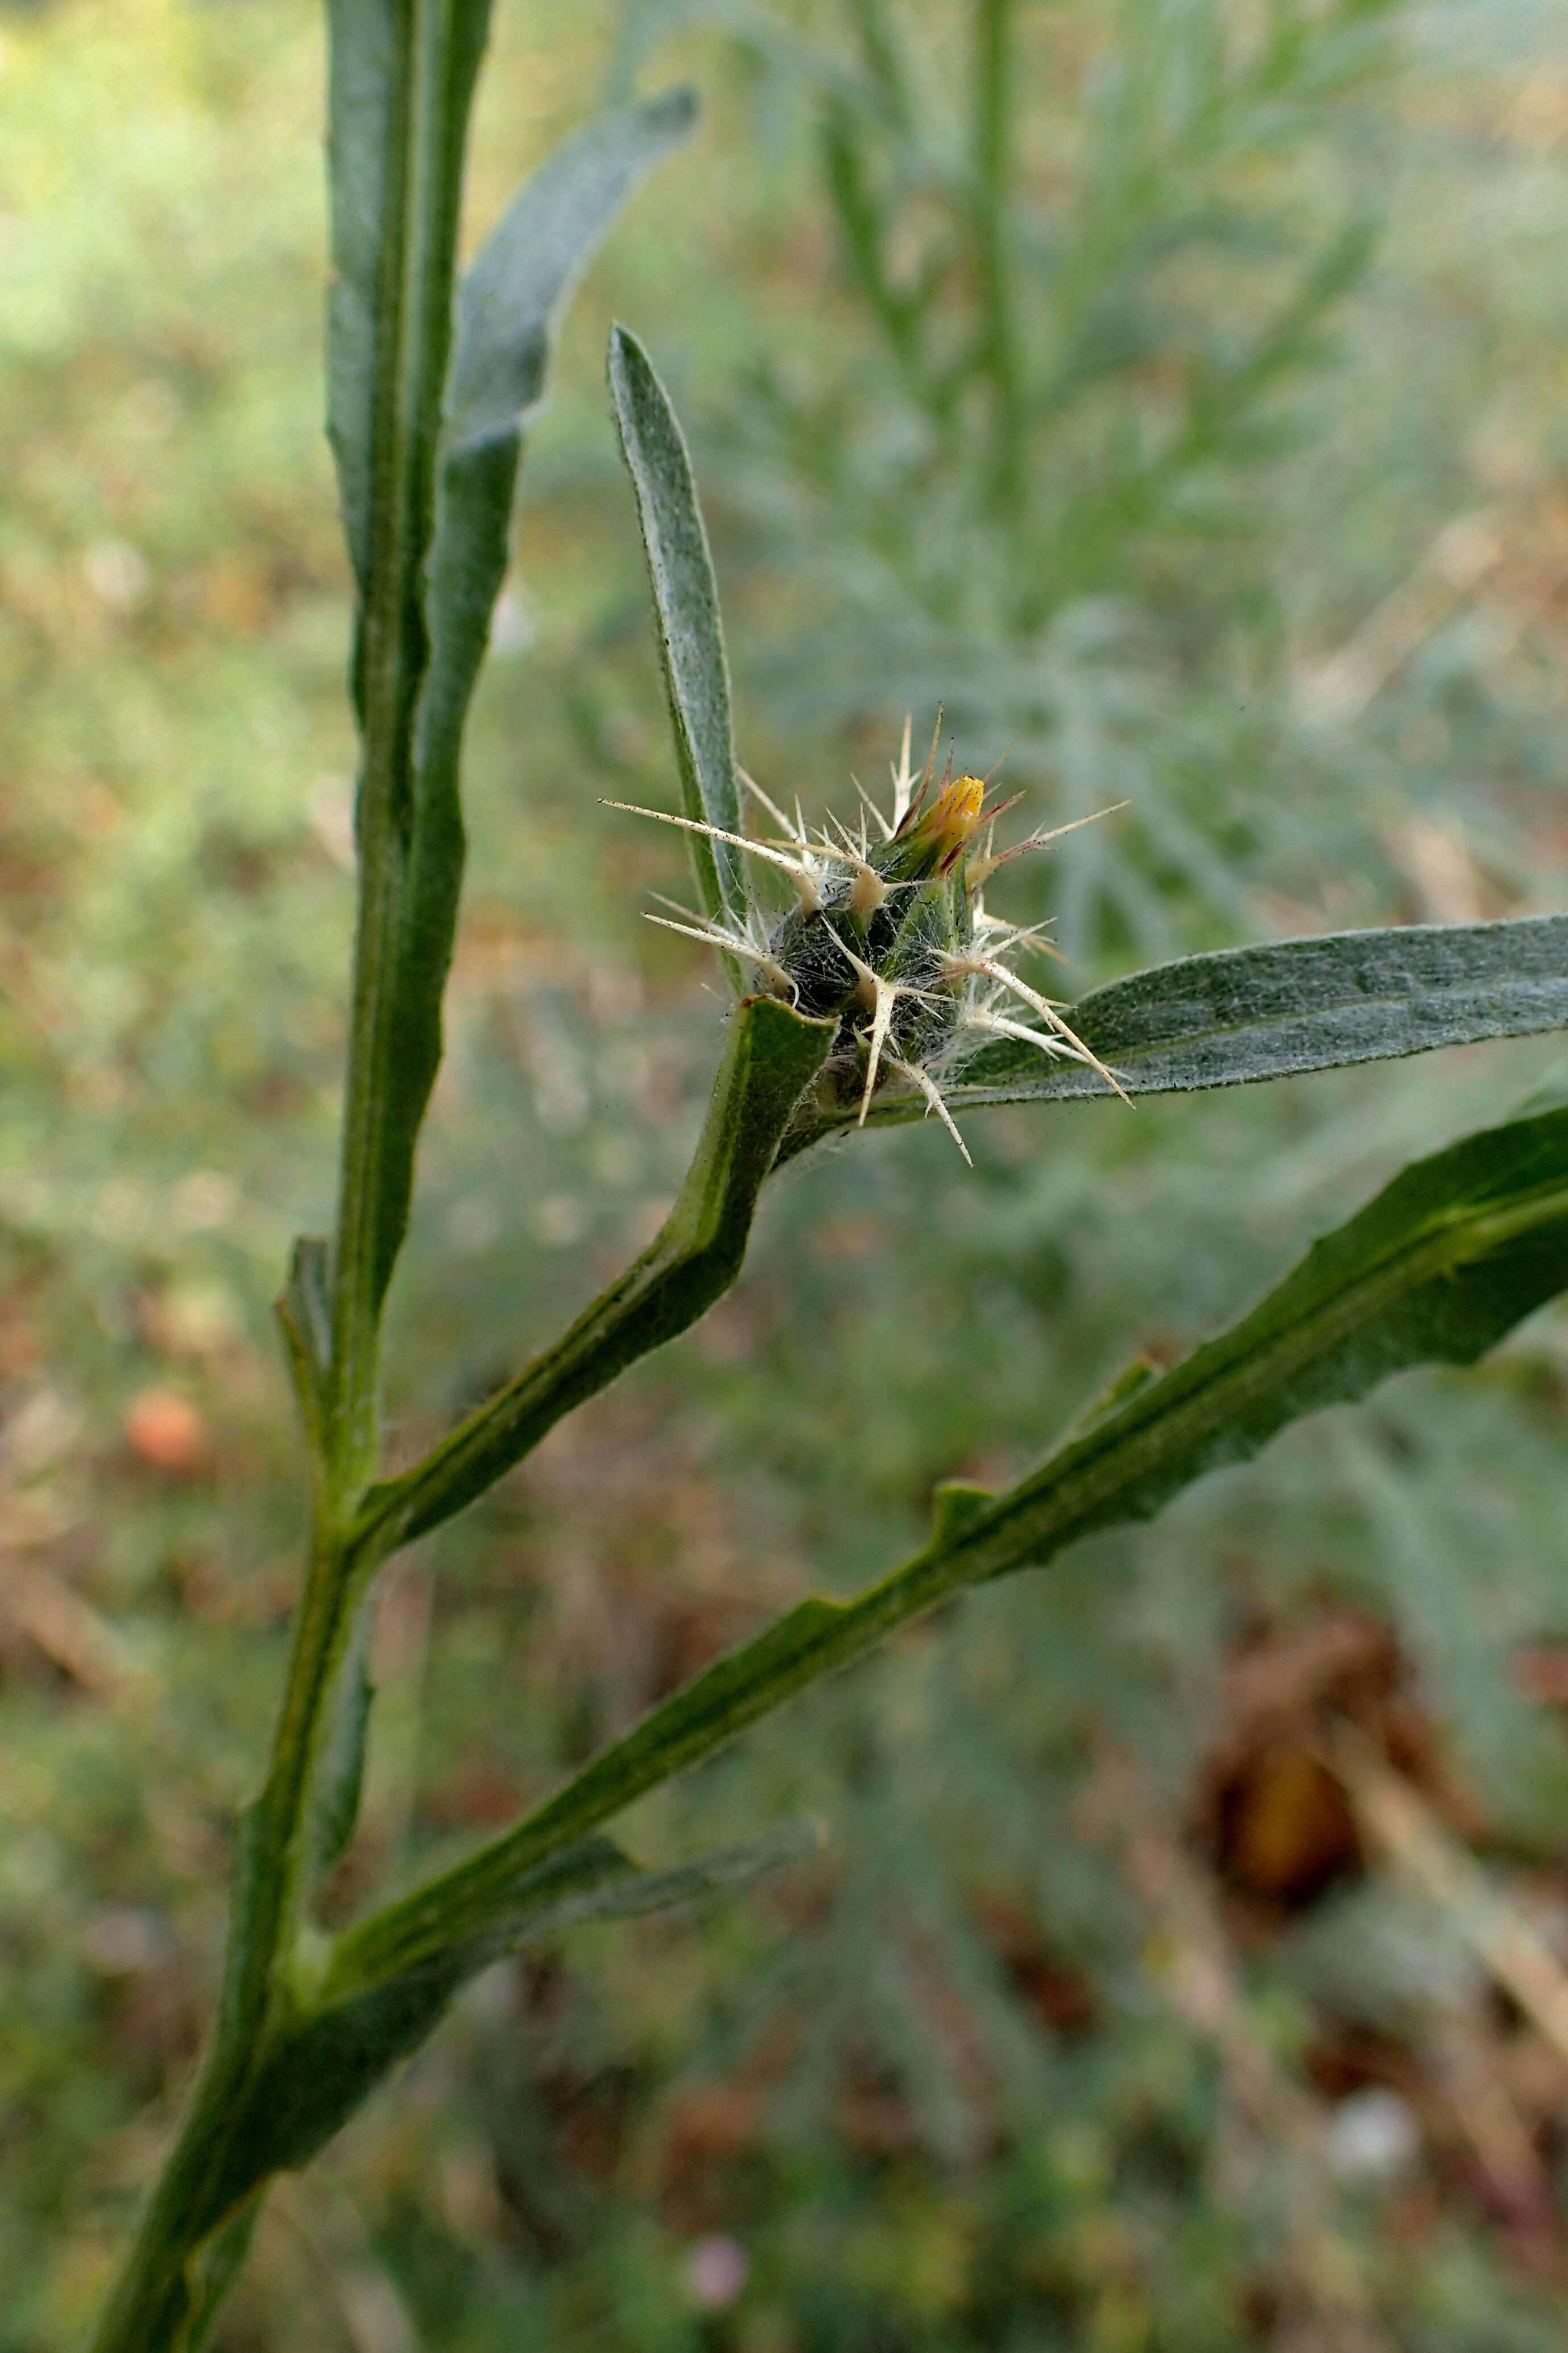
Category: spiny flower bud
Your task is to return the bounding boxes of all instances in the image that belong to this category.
[879,765,988,879]
[609,717,1127,1161]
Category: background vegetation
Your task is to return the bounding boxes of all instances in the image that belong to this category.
[9,0,1568,2343]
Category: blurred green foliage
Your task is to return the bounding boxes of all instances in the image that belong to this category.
[10,0,1568,2345]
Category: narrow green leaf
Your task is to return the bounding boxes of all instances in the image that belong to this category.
[322,0,400,599]
[340,1102,1568,1947]
[446,89,697,457]
[197,1840,632,2212]
[283,1239,332,1384]
[784,914,1568,1152]
[276,1238,332,1467]
[323,0,493,604]
[309,1599,375,1872]
[323,0,493,1459]
[328,1816,819,1993]
[555,1818,822,1925]
[414,85,701,920]
[608,323,748,943]
[366,92,699,1350]
[179,2194,263,2353]
[957,1099,1568,1578]
[408,90,700,853]
[196,1827,813,2213]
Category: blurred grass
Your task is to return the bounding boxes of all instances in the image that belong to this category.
[10,1,1568,2347]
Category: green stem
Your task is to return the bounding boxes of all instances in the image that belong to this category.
[89,6,487,2342]
[819,103,933,418]
[350,998,837,1562]
[847,0,911,130]
[973,0,1024,523]
[329,0,485,1491]
[85,1522,371,2352]
[86,1002,833,2350]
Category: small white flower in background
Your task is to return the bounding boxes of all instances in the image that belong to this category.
[489,585,536,655]
[1325,2085,1421,2185]
[82,537,150,610]
[80,1906,176,1976]
[307,775,357,870]
[532,1193,589,1249]
[684,2232,750,2310]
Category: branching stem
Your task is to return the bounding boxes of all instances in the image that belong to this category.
[86,1001,830,2351]
[328,1144,1568,2002]
[350,1000,836,1564]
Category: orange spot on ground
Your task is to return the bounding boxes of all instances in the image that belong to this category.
[123,1387,209,1475]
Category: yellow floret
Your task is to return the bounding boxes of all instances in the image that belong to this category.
[920,772,988,870]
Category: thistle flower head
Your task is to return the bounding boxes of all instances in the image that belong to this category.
[887,763,988,877]
[610,718,1127,1156]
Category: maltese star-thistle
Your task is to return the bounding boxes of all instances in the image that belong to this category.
[610,717,1126,1163]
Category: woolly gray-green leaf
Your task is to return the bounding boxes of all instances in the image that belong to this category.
[327,64,695,1361]
[446,87,697,455]
[785,914,1568,1152]
[609,324,748,947]
[322,0,493,602]
[417,88,701,816]
[365,92,698,1332]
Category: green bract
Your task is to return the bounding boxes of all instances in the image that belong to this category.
[617,737,1122,1156]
